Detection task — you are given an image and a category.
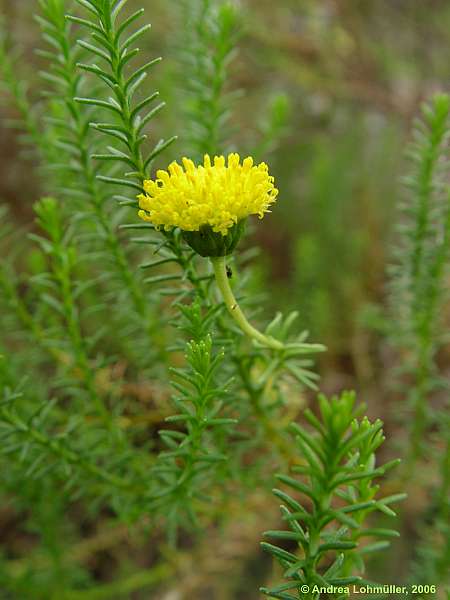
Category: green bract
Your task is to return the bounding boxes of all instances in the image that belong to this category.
[182,219,246,257]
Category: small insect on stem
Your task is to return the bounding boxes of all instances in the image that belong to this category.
[226,265,233,279]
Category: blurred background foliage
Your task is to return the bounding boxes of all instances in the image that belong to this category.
[0,0,449,598]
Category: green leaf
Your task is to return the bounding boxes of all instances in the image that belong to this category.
[318,541,357,552]
[276,474,316,501]
[260,542,299,565]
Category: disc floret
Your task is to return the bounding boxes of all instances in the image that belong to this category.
[138,153,278,256]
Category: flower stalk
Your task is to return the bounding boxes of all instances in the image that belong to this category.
[210,256,283,350]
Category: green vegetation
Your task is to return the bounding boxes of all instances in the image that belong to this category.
[0,1,448,598]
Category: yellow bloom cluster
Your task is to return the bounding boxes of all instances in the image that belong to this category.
[138,153,278,235]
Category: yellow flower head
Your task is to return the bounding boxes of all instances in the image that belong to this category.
[137,153,278,236]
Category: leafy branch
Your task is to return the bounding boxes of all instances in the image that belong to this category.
[388,94,450,465]
[174,0,240,159]
[37,0,162,357]
[69,0,176,192]
[148,301,237,541]
[31,197,107,416]
[260,392,405,600]
[0,386,130,492]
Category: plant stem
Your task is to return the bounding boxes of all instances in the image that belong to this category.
[210,256,283,350]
